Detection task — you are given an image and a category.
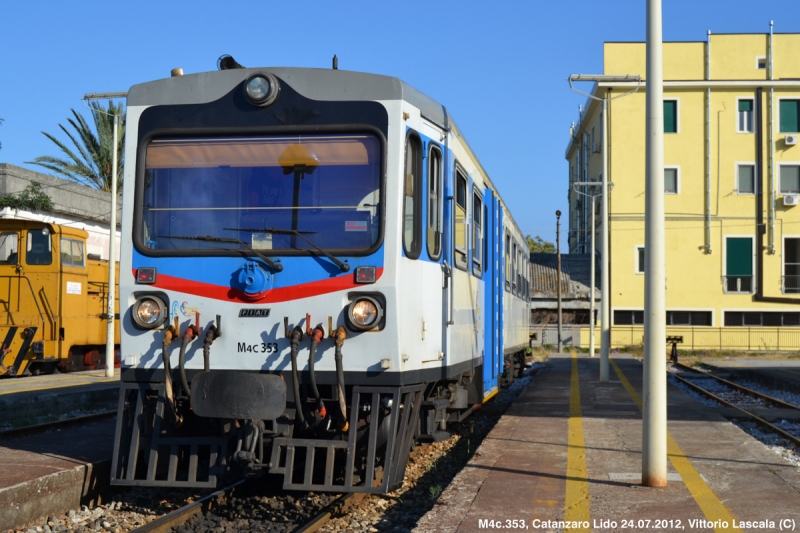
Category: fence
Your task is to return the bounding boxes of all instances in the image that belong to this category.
[530,325,800,352]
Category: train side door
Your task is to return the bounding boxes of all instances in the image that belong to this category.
[483,192,503,394]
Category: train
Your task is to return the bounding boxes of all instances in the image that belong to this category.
[0,220,119,376]
[111,57,532,493]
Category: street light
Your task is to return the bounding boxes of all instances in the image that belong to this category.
[568,73,641,382]
[83,91,127,378]
[572,182,603,358]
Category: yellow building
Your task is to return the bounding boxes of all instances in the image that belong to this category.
[566,30,800,351]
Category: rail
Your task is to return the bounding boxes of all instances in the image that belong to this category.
[669,363,800,448]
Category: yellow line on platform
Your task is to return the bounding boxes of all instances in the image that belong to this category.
[564,351,590,531]
[610,357,741,533]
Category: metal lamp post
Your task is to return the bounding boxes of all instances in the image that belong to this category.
[83,91,127,377]
[573,182,602,357]
[568,73,641,381]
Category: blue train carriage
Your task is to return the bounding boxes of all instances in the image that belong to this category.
[112,60,532,493]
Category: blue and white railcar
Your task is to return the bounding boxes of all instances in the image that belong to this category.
[112,59,531,493]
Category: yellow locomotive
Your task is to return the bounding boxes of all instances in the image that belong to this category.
[0,220,119,376]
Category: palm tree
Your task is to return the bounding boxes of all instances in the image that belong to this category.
[27,101,125,192]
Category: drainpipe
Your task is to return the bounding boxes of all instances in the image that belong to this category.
[704,31,712,253]
[767,21,776,255]
[755,87,799,305]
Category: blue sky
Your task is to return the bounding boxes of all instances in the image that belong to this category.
[2,1,799,246]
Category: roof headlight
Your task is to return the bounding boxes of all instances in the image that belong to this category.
[347,296,383,331]
[132,296,168,329]
[244,73,280,107]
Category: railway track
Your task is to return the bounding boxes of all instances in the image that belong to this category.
[0,409,116,439]
[669,362,800,447]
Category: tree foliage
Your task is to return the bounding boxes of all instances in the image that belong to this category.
[526,234,556,253]
[27,101,125,192]
[0,182,54,212]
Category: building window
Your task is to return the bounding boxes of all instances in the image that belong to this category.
[664,100,678,133]
[636,246,645,274]
[454,168,468,269]
[472,190,482,276]
[725,237,753,293]
[427,145,442,260]
[667,311,712,326]
[780,100,800,133]
[725,311,800,327]
[664,167,678,194]
[784,238,800,294]
[757,56,767,70]
[403,133,422,259]
[737,164,755,194]
[738,99,754,133]
[780,165,800,194]
[614,310,644,325]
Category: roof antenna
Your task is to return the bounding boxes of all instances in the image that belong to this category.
[332,55,338,70]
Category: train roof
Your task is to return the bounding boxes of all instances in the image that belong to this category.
[127,67,524,236]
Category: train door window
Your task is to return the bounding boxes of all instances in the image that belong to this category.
[505,233,511,291]
[403,133,422,259]
[454,168,468,269]
[26,228,52,265]
[0,233,18,264]
[61,238,86,268]
[427,145,442,260]
[472,189,482,276]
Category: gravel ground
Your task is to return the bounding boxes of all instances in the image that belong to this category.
[668,369,800,474]
[7,363,543,533]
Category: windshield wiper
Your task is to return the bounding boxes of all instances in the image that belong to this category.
[159,235,283,272]
[224,227,350,272]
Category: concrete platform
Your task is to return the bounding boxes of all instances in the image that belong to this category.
[414,353,800,533]
[0,370,119,428]
[0,418,115,531]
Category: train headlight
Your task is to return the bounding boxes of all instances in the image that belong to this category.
[132,296,168,329]
[347,296,383,331]
[244,73,280,107]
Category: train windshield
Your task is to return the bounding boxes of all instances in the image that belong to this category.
[140,134,381,253]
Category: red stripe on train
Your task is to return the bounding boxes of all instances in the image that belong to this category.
[132,268,384,303]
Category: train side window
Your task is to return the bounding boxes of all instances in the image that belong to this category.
[61,238,86,268]
[472,189,482,276]
[403,133,422,259]
[454,168,468,269]
[0,233,19,264]
[427,145,442,260]
[505,233,511,291]
[26,229,52,265]
[512,241,517,293]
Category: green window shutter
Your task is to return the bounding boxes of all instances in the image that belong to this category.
[739,100,753,112]
[780,100,799,133]
[664,101,677,133]
[726,238,753,276]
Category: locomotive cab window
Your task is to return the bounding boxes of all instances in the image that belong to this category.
[454,168,468,270]
[138,134,382,255]
[26,229,52,265]
[427,144,442,261]
[0,232,19,264]
[403,133,422,259]
[472,189,482,276]
[61,238,86,268]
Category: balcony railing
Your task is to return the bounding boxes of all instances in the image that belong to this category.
[782,275,800,294]
[723,276,753,294]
